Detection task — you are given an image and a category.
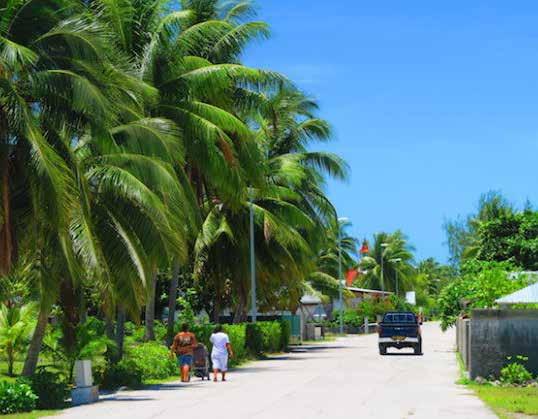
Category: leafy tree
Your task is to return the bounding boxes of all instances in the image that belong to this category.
[443,191,513,266]
[475,210,538,270]
[437,262,527,330]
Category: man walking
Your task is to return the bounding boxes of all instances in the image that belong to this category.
[171,323,197,382]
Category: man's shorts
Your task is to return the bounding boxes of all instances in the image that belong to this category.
[178,354,193,366]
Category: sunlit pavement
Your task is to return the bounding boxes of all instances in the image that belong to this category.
[55,322,495,419]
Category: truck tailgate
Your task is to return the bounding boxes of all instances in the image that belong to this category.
[379,323,419,338]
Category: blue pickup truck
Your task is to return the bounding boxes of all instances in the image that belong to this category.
[377,312,422,355]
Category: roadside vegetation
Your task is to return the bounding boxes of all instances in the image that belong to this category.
[457,354,538,419]
[438,191,538,329]
[448,192,538,419]
[0,0,351,414]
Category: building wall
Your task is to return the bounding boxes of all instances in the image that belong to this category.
[469,309,538,379]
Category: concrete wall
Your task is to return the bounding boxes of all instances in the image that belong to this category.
[469,309,538,379]
[456,318,471,370]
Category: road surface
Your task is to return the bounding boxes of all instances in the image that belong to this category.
[56,322,495,419]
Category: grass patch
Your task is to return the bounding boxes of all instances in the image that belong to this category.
[1,410,59,419]
[470,384,538,419]
[0,360,24,381]
[455,351,538,418]
[455,352,472,385]
[143,375,180,385]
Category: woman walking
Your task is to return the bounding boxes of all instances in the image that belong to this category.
[210,324,234,382]
[171,323,197,382]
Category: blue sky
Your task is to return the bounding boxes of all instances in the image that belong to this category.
[243,0,538,263]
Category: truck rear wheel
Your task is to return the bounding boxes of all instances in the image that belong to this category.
[414,341,422,355]
[379,345,387,355]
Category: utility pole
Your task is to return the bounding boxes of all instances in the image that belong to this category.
[249,187,257,323]
[338,223,343,334]
[390,258,402,296]
[380,243,389,292]
[337,217,348,335]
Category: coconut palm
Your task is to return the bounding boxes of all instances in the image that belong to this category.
[358,231,415,294]
[86,0,282,337]
[0,303,36,376]
[308,219,358,298]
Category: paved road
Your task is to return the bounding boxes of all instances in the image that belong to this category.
[56,322,495,419]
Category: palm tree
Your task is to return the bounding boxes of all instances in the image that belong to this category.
[0,0,192,371]
[87,0,280,338]
[359,231,415,294]
[0,303,36,376]
[308,219,358,298]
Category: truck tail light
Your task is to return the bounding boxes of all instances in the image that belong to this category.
[377,325,383,335]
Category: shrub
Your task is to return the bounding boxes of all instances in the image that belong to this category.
[500,356,534,385]
[245,323,263,356]
[100,359,144,390]
[224,324,247,366]
[437,262,527,330]
[258,322,281,353]
[0,381,37,414]
[126,342,176,381]
[336,309,363,327]
[126,321,167,344]
[21,368,69,409]
[188,323,214,349]
[279,319,291,351]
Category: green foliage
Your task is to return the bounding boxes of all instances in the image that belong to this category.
[444,191,514,266]
[190,323,214,349]
[176,295,196,326]
[476,210,538,270]
[279,319,291,351]
[245,323,263,356]
[100,359,144,390]
[358,231,415,294]
[125,321,167,345]
[258,322,282,353]
[0,381,37,414]
[126,342,176,381]
[334,309,363,327]
[500,356,534,385]
[223,324,247,366]
[19,368,69,410]
[42,318,115,382]
[437,263,528,330]
[0,304,36,376]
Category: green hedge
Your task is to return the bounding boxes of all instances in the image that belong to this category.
[125,342,176,381]
[100,359,144,390]
[224,324,248,366]
[259,322,282,353]
[279,319,291,351]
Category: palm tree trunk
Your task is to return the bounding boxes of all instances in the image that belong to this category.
[166,261,180,347]
[115,306,126,361]
[79,291,87,324]
[212,294,221,323]
[105,313,115,341]
[144,271,157,341]
[59,278,79,355]
[0,150,13,276]
[7,344,14,376]
[22,304,50,376]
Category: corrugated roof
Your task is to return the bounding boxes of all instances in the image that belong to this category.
[496,282,538,304]
[346,286,393,295]
[300,294,322,305]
